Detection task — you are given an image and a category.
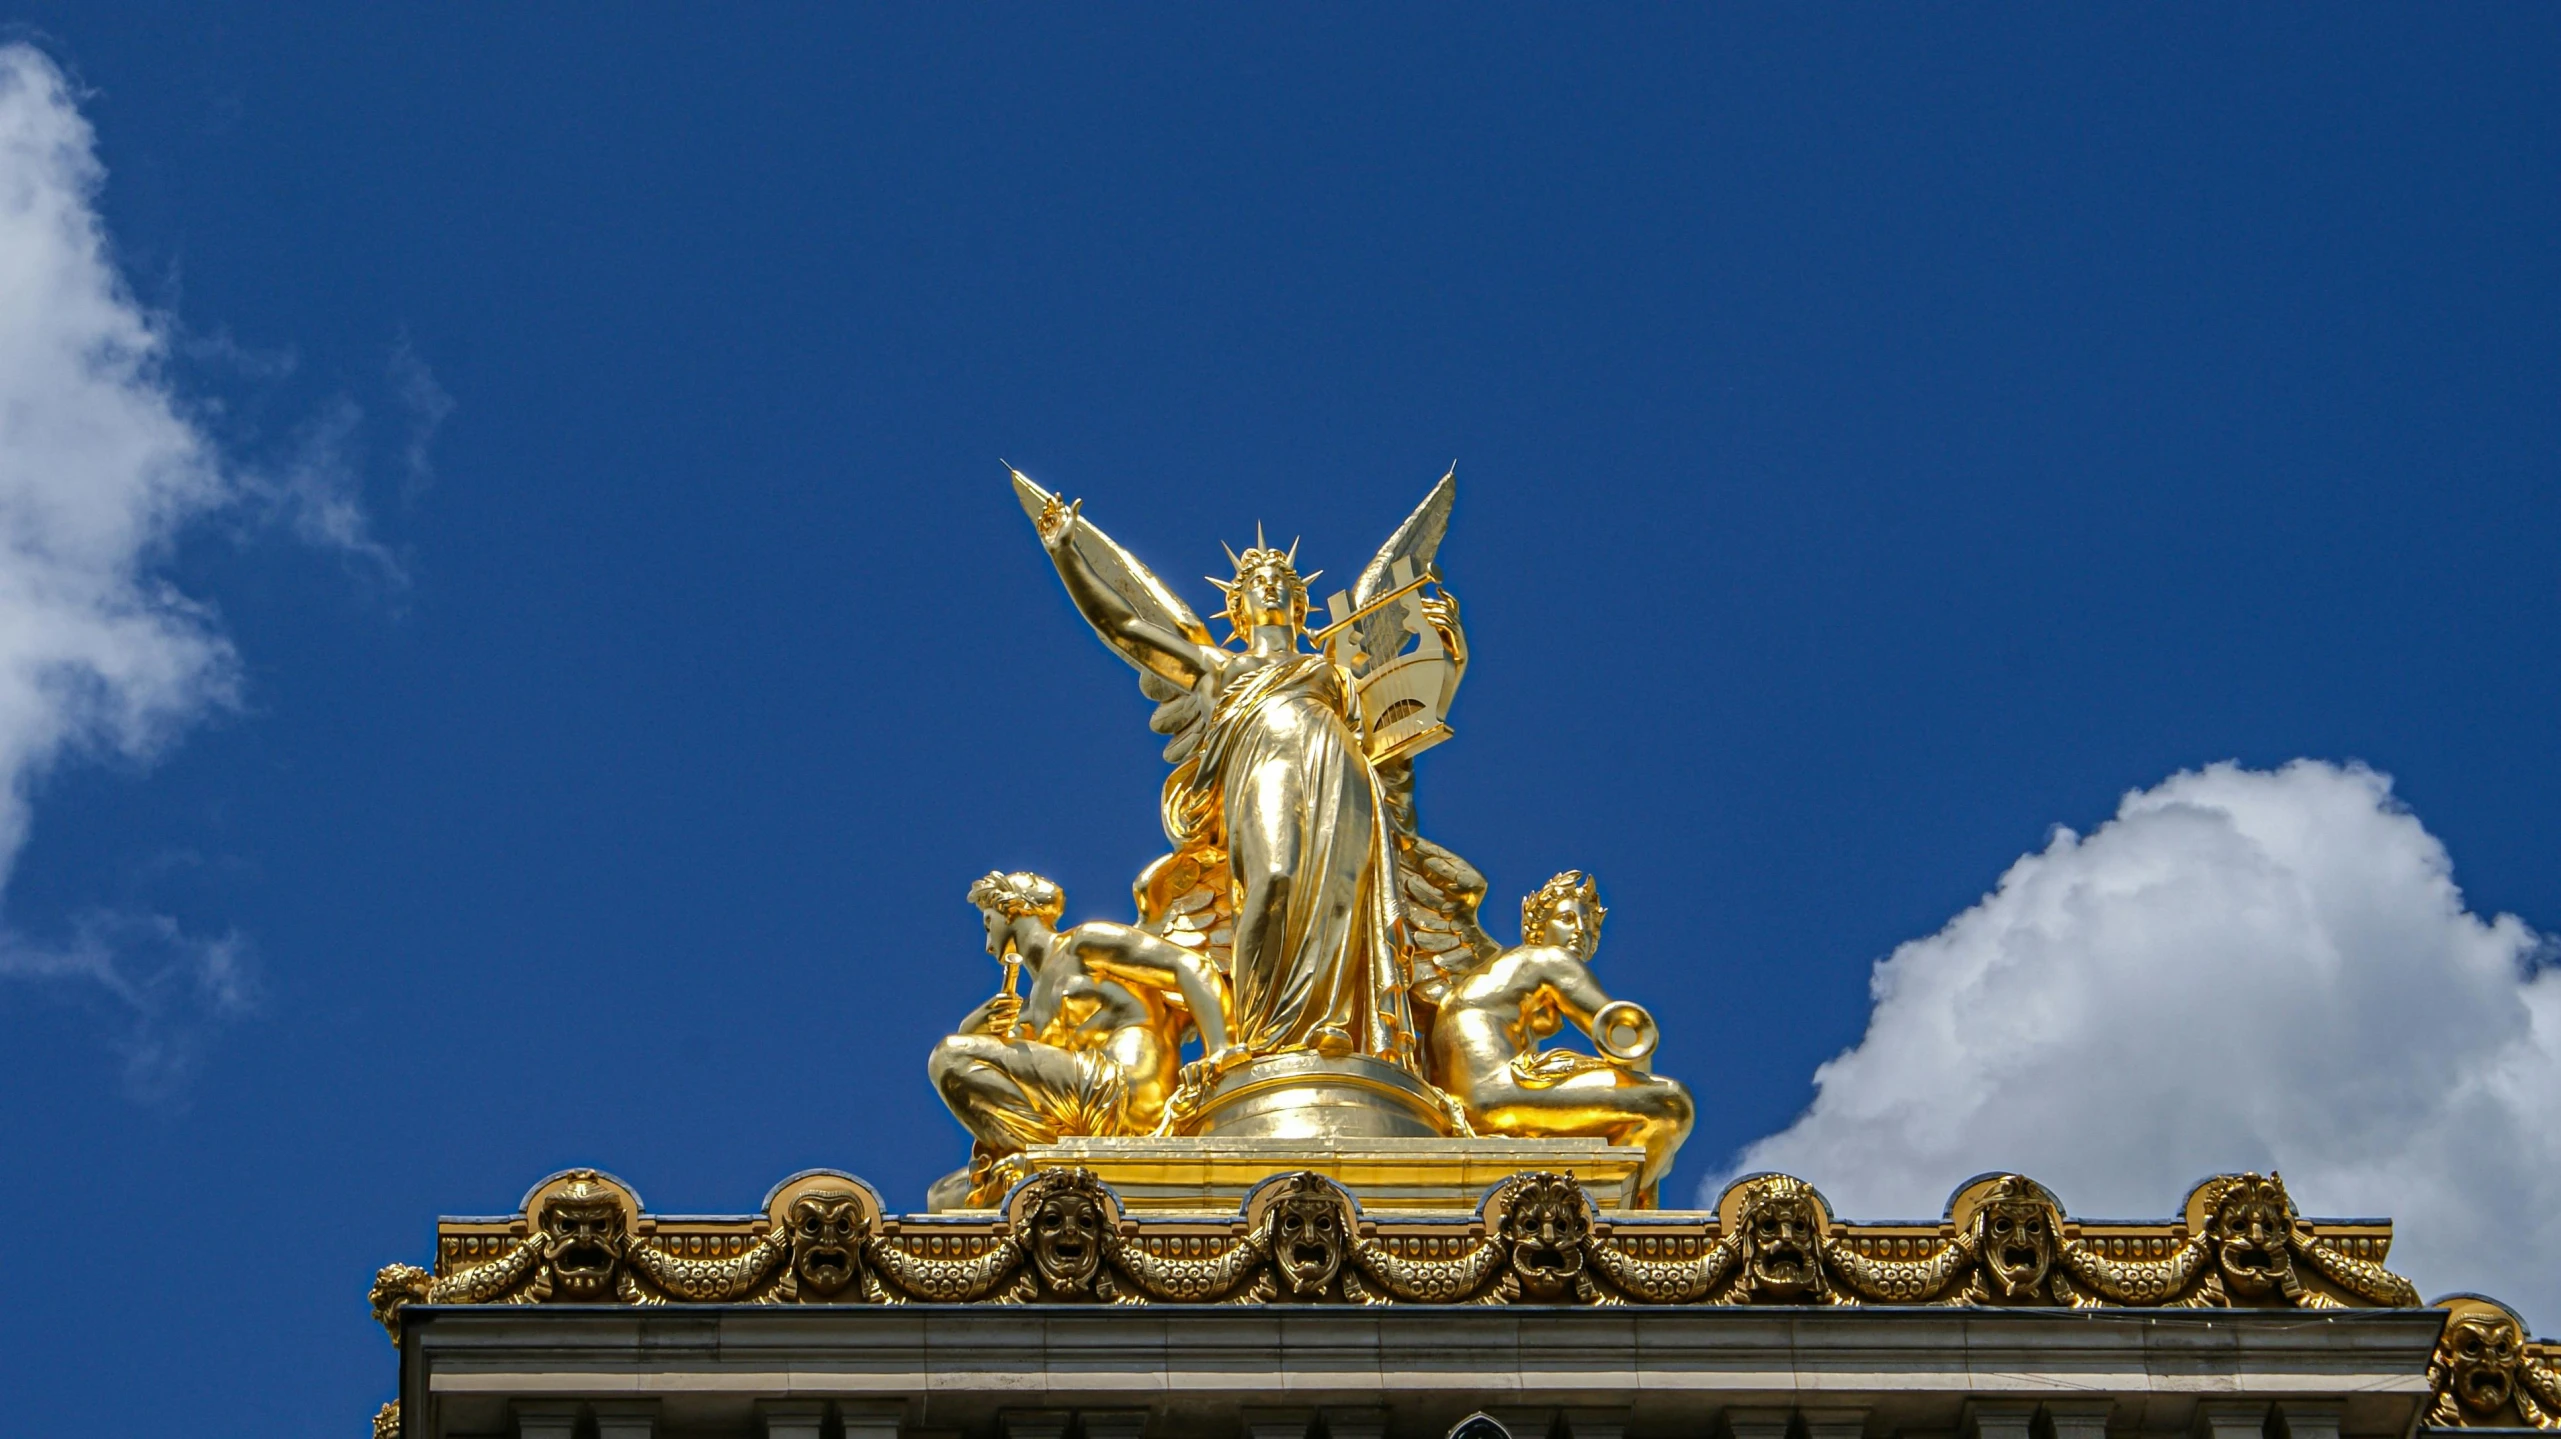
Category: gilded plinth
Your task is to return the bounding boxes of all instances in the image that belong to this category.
[973,1053,1656,1214]
[996,1134,1645,1212]
[1188,1052,1453,1140]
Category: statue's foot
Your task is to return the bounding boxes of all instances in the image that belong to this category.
[1153,1083,1202,1138]
[1156,1047,1257,1137]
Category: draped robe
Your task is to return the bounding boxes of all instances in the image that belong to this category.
[1162,652,1417,1066]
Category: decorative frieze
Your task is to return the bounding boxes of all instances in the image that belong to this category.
[374,1164,2427,1323]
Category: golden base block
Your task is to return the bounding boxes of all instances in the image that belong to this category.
[999,1134,1646,1212]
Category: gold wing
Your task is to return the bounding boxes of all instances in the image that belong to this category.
[1135,849,1234,980]
[1346,466,1456,675]
[1399,835,1498,1003]
[1344,471,1490,994]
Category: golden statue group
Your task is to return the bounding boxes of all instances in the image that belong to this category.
[366,469,2559,1439]
[924,469,1694,1210]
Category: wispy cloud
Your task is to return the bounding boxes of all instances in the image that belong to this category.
[0,912,254,1101]
[389,335,453,499]
[242,393,406,587]
[1721,759,2561,1326]
[0,42,417,1094]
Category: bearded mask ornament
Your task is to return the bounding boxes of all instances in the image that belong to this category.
[786,1193,870,1301]
[1265,1176,1349,1297]
[1501,1175,1590,1301]
[1737,1179,1825,1300]
[1972,1179,2061,1300]
[2444,1313,2526,1415]
[2208,1175,2296,1299]
[538,1186,628,1301]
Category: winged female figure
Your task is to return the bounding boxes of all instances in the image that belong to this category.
[1007,467,1469,1077]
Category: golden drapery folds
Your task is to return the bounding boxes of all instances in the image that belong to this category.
[1009,468,1467,1080]
[1171,651,1412,1064]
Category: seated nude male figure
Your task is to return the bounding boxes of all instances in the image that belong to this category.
[1429,870,1694,1202]
[926,871,1231,1209]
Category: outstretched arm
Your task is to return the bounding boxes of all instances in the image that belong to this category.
[1047,520,1215,683]
[1014,470,1223,691]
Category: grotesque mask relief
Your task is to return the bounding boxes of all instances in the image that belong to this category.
[1031,1193,1103,1294]
[1738,1177,1825,1300]
[1500,1174,1591,1301]
[1018,1170,1111,1298]
[786,1192,871,1301]
[1973,1176,2061,1300]
[2208,1173,2296,1299]
[2445,1312,2527,1416]
[1266,1173,1351,1297]
[537,1179,629,1301]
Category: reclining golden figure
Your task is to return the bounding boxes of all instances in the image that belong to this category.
[1430,871,1695,1202]
[926,870,1232,1208]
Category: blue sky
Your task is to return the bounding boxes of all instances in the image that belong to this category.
[1,7,2556,1434]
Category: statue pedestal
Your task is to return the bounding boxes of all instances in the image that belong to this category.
[979,1054,1650,1212]
[999,1134,1646,1213]
[1187,1051,1457,1140]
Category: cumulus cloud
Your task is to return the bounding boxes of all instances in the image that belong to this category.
[1724,760,2561,1327]
[0,43,405,1090]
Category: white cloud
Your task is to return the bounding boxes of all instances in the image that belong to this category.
[0,43,234,867]
[0,43,401,1090]
[1724,759,2561,1328]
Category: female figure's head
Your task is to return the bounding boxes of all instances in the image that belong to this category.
[1215,535,1313,639]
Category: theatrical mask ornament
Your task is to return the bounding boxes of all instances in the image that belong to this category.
[2447,1313,2526,1415]
[1739,1178,1825,1300]
[786,1193,868,1300]
[538,1183,628,1301]
[1501,1173,1592,1300]
[1265,1174,1351,1296]
[1973,1177,2061,1299]
[2209,1174,2295,1298]
[1021,1174,1110,1296]
[370,1169,2456,1340]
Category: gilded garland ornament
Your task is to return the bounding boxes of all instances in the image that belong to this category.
[371,1166,2442,1324]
